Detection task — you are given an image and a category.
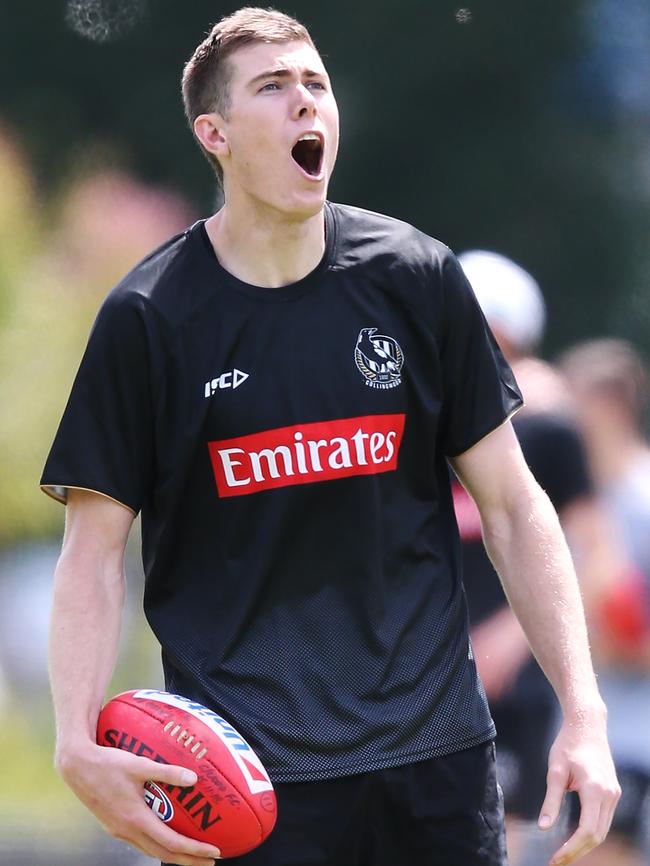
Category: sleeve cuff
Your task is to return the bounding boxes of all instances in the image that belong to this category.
[39,483,137,516]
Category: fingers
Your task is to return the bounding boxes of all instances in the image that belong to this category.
[140,806,223,859]
[127,828,218,866]
[129,754,198,788]
[548,797,599,866]
[65,746,222,863]
[538,763,568,831]
[111,807,222,865]
[596,775,621,841]
[100,755,221,863]
[548,779,621,866]
[102,746,199,789]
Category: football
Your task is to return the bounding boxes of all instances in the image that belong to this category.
[96,689,277,858]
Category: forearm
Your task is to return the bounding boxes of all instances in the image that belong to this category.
[49,545,125,761]
[44,494,220,864]
[482,479,603,720]
[453,424,620,859]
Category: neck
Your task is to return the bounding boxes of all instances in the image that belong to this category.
[205,193,326,288]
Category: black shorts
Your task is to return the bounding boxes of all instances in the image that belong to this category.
[190,741,506,866]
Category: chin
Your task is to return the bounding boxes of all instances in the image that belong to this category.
[282,186,328,220]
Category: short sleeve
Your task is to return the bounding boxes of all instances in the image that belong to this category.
[40,290,156,514]
[438,250,523,457]
[514,413,593,512]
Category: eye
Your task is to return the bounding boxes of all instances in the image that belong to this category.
[260,81,281,92]
[307,81,326,91]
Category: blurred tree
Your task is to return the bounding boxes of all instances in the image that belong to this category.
[2,0,649,353]
[0,134,194,542]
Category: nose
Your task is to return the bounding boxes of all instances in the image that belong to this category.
[292,83,317,120]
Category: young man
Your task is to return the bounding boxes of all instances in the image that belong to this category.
[42,8,619,866]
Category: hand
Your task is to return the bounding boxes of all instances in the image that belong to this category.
[538,709,621,865]
[56,741,223,865]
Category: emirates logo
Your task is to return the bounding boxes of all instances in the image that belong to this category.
[208,414,406,498]
[354,328,404,390]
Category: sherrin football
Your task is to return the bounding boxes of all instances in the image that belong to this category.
[97,689,277,858]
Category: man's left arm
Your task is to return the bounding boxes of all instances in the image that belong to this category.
[451,421,621,866]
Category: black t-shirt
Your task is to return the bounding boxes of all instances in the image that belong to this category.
[41,201,522,782]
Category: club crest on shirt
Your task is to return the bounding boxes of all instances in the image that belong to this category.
[354,328,404,390]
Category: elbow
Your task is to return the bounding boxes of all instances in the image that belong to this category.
[480,479,547,554]
[54,546,127,604]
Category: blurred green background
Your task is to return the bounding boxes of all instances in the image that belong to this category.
[1,0,649,862]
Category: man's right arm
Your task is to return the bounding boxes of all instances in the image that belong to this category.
[49,489,222,865]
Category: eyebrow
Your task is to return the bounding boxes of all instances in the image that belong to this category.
[247,68,326,88]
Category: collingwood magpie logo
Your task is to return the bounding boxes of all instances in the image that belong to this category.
[354,328,404,390]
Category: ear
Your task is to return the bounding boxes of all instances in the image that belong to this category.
[194,113,230,160]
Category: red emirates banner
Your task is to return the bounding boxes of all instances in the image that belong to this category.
[208,414,406,498]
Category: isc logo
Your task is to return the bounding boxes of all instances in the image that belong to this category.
[204,369,249,398]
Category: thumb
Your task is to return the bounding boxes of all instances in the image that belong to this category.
[538,766,567,831]
[133,756,198,788]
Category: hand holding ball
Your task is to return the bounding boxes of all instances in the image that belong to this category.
[97,690,277,858]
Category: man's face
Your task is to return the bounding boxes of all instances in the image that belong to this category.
[214,40,339,217]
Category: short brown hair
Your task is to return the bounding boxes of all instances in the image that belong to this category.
[559,338,649,421]
[182,7,315,184]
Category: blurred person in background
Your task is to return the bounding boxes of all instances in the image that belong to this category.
[456,252,626,866]
[560,339,650,866]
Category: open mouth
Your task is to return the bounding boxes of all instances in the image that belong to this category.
[291,133,324,177]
